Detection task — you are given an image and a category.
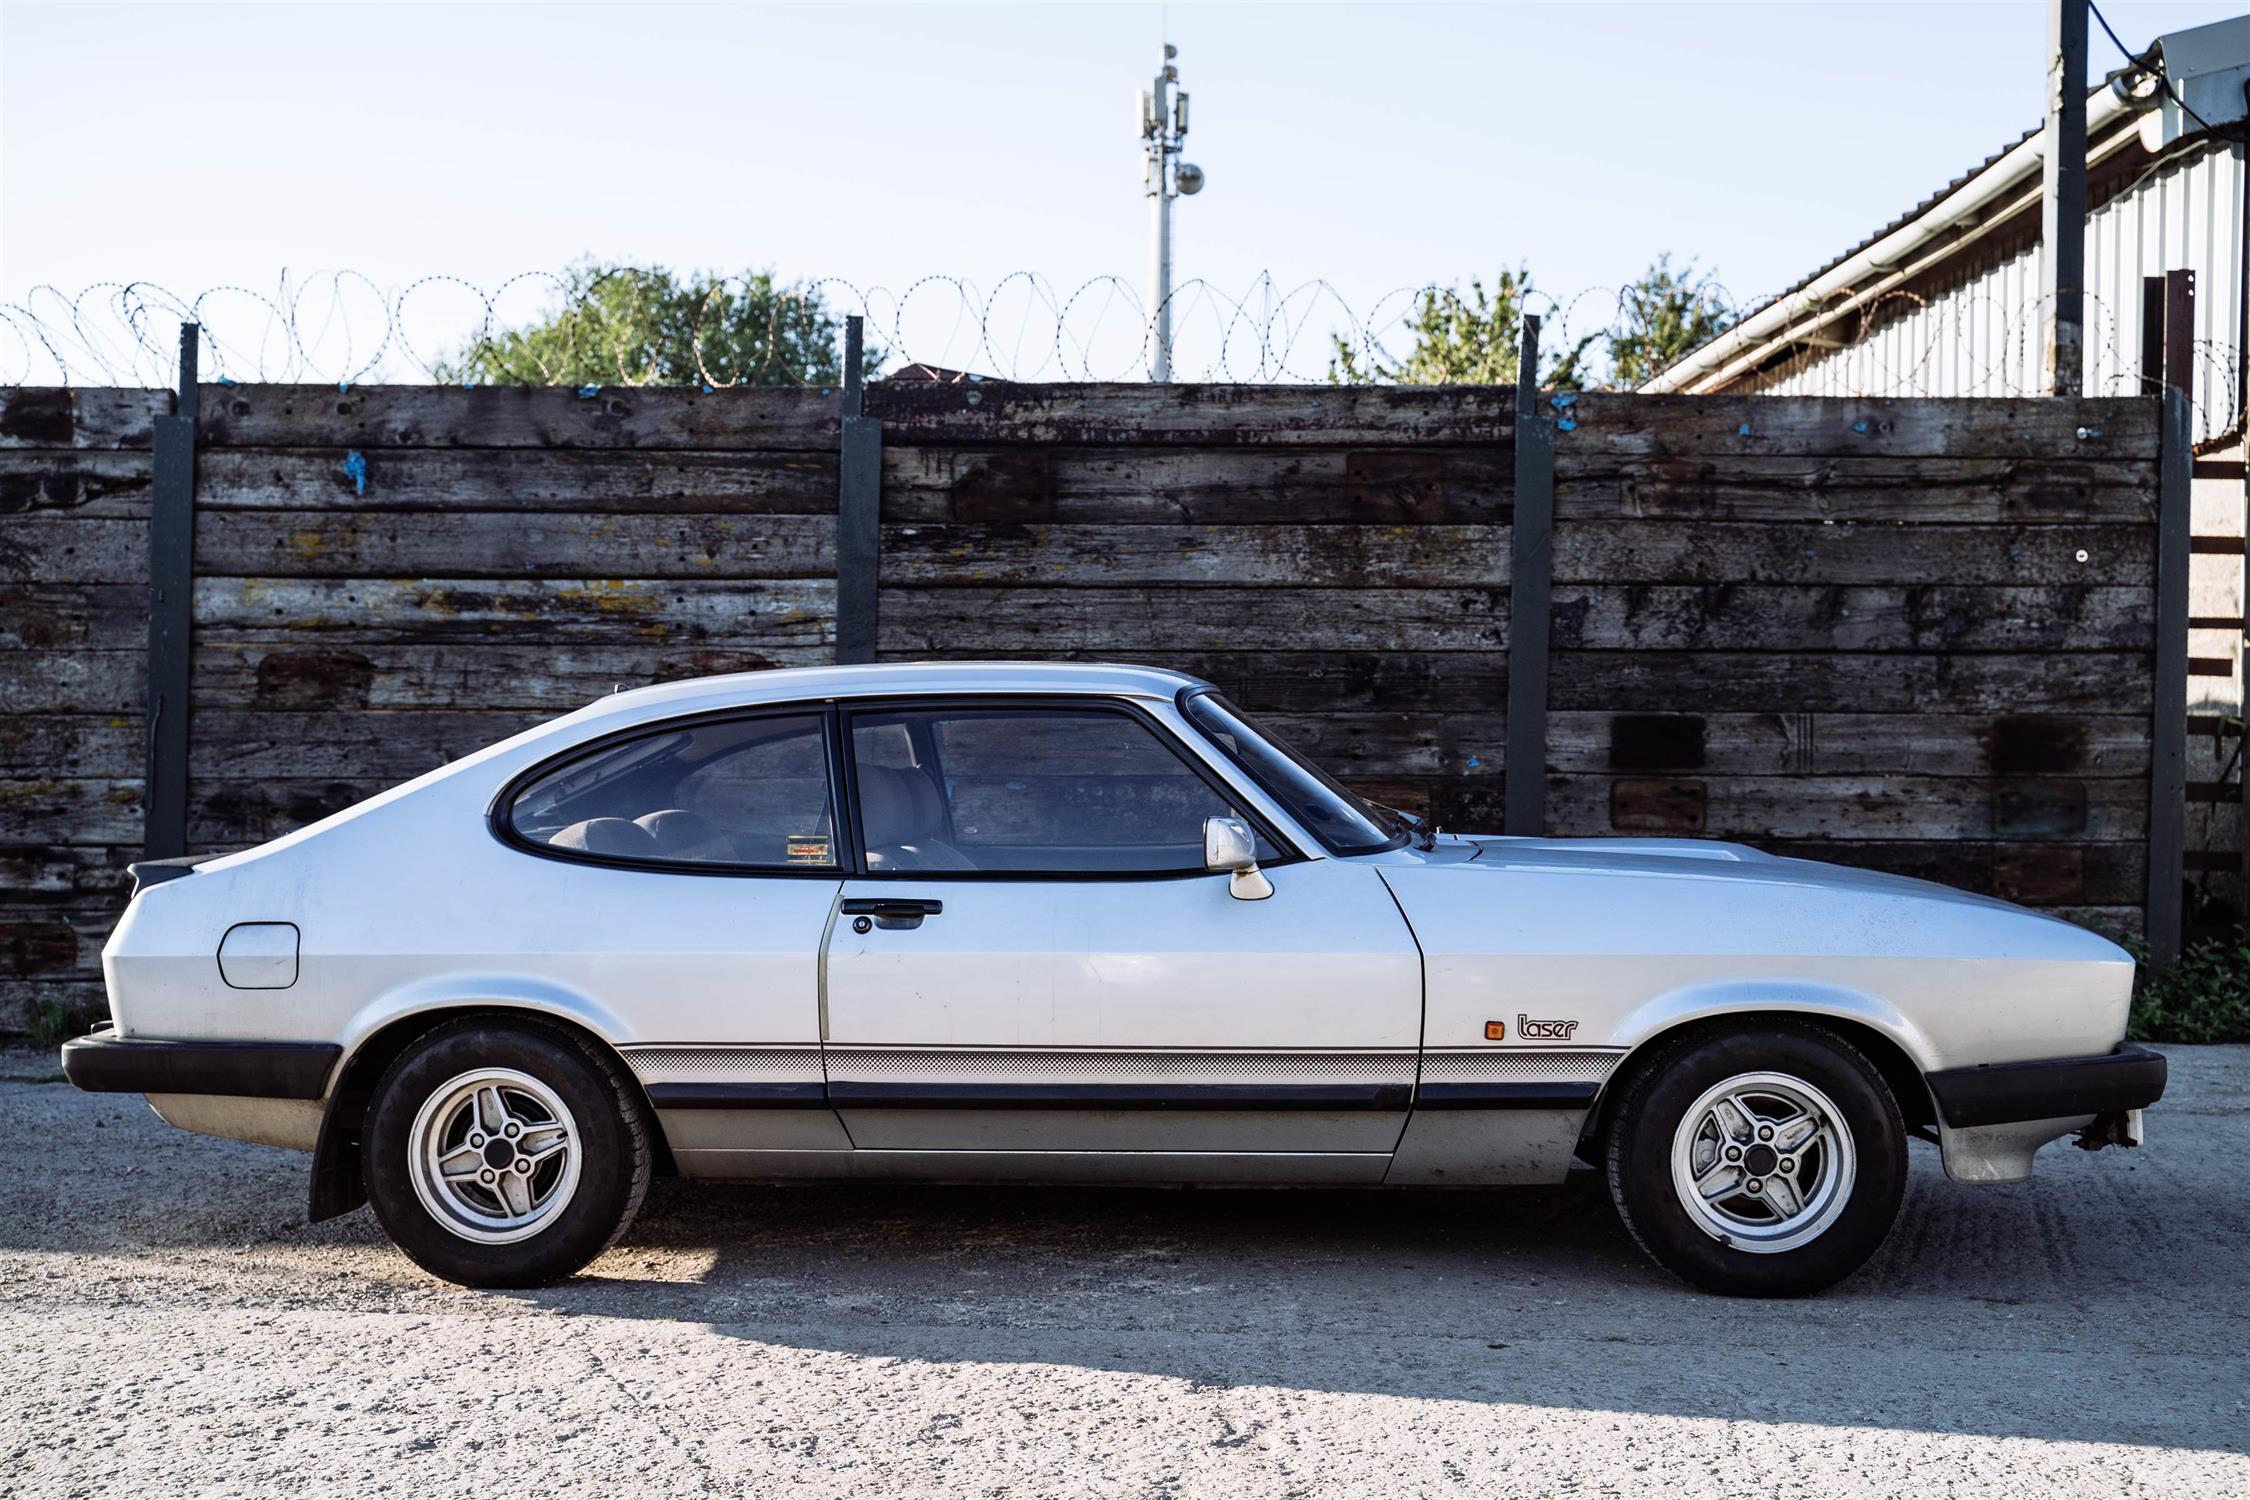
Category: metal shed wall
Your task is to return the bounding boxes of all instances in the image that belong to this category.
[1757,143,2245,446]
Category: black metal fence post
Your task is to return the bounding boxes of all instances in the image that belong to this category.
[143,322,199,859]
[2148,271,2194,966]
[836,315,880,666]
[1504,314,1554,836]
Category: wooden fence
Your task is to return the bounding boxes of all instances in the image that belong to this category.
[0,369,2184,1034]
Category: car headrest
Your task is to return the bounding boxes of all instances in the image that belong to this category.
[549,817,660,858]
[634,809,735,863]
[859,765,943,848]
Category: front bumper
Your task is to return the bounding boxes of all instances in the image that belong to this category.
[60,1024,338,1101]
[1925,1043,2166,1129]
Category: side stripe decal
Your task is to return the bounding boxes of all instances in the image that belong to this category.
[623,1046,1620,1111]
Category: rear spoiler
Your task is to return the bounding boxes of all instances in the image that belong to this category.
[126,855,216,898]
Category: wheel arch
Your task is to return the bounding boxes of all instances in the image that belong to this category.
[1579,1008,1941,1161]
[309,999,671,1224]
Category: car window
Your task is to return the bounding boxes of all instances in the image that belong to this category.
[1181,692,1403,854]
[507,714,837,869]
[850,706,1274,875]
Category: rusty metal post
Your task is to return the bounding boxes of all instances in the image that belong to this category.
[1505,315,1553,836]
[144,323,199,859]
[836,316,880,666]
[2043,0,2088,396]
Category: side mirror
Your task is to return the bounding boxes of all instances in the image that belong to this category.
[1204,816,1273,901]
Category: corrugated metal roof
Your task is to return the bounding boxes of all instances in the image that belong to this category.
[1730,123,2045,332]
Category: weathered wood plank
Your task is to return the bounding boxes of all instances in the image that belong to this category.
[1551,520,2150,585]
[1754,839,2146,905]
[1549,585,2153,652]
[867,649,1507,714]
[0,518,146,583]
[1556,394,2158,459]
[193,447,839,515]
[1225,709,2149,782]
[0,585,145,651]
[194,511,836,580]
[0,389,168,450]
[882,447,1510,524]
[1547,774,2147,841]
[0,451,154,517]
[0,652,144,714]
[0,779,143,845]
[0,715,146,777]
[1549,649,2152,714]
[1547,711,2149,777]
[880,587,1506,653]
[2037,905,2144,942]
[183,710,544,779]
[196,385,842,451]
[192,577,837,646]
[1552,454,2156,522]
[880,524,1508,587]
[1339,776,1506,830]
[188,777,380,846]
[13,510,900,598]
[864,382,1517,445]
[880,582,2145,655]
[0,912,115,985]
[0,844,135,905]
[191,642,827,712]
[1193,713,1502,779]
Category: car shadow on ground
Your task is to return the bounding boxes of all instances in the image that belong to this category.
[497,1149,2244,1454]
[10,1071,2244,1456]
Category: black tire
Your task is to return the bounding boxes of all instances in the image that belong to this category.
[363,1017,652,1288]
[1605,1021,1906,1297]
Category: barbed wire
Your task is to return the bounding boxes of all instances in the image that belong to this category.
[0,267,2238,441]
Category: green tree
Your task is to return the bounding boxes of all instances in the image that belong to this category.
[1332,258,1735,390]
[440,261,871,386]
[1607,255,1735,389]
[1331,269,1592,388]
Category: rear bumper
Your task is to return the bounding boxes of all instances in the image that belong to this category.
[1925,1043,2166,1129]
[60,1024,338,1101]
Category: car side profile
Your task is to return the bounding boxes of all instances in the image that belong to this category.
[62,662,2167,1296]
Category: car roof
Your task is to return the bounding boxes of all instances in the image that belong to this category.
[581,660,1212,723]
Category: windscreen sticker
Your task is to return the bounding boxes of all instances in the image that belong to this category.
[786,834,832,866]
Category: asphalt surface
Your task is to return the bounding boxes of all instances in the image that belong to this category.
[1,1045,2244,1499]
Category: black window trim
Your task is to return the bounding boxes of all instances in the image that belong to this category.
[1174,686,1410,856]
[838,693,1306,883]
[487,703,859,879]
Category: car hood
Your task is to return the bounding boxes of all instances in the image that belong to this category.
[1380,833,2129,968]
[1442,834,2028,914]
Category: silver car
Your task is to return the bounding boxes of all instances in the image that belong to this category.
[63,663,2166,1295]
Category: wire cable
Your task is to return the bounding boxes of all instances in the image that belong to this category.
[2089,0,2216,134]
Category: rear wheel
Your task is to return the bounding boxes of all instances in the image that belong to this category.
[1606,1022,1906,1297]
[363,1018,651,1287]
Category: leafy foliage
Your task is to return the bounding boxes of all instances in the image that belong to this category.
[440,261,871,387]
[1332,257,1733,390]
[25,996,97,1051]
[2130,936,2250,1044]
[1331,268,1592,388]
[1606,255,1736,390]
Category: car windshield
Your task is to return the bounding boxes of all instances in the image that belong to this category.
[1180,691,1405,854]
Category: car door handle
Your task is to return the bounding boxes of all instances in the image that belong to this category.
[840,899,944,918]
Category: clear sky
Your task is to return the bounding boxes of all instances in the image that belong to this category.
[4,0,2247,381]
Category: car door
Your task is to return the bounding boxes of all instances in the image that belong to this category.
[820,697,1423,1177]
[496,706,852,1174]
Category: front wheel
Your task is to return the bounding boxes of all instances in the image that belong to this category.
[363,1017,652,1287]
[1605,1022,1907,1297]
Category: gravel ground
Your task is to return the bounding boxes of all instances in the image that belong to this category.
[0,1044,2244,1499]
